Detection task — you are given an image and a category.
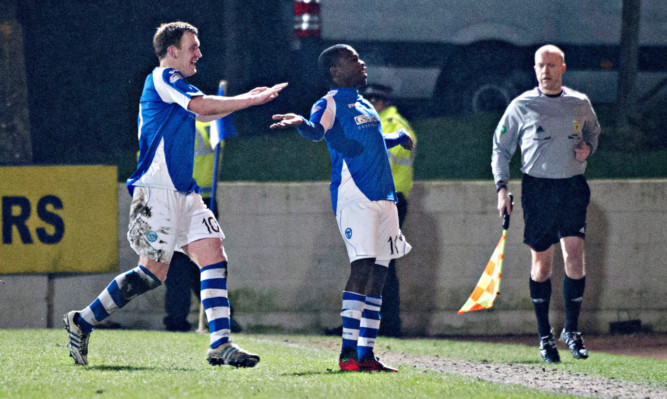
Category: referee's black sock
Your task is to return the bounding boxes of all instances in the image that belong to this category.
[529,278,552,337]
[563,275,586,332]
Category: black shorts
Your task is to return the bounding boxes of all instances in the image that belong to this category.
[521,174,590,252]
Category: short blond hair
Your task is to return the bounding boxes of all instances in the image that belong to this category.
[535,44,565,64]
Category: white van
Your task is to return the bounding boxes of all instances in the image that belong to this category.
[317,0,666,114]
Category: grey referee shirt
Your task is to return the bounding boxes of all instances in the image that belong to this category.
[491,86,601,187]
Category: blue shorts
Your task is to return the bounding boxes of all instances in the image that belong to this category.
[521,174,590,252]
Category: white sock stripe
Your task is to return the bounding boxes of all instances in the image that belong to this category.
[340,309,362,319]
[365,296,382,307]
[204,307,230,321]
[342,328,360,341]
[360,319,381,329]
[200,268,225,281]
[98,290,118,314]
[357,337,376,348]
[200,288,228,300]
[209,329,230,345]
[79,308,94,324]
[342,299,365,311]
[363,304,381,312]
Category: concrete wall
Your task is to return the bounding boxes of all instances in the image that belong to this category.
[1,179,665,336]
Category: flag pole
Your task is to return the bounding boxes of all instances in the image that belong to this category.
[209,80,227,217]
[457,194,513,314]
[497,194,513,294]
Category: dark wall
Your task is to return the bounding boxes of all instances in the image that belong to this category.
[18,0,295,165]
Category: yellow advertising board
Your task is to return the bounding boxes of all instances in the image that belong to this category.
[1,165,118,274]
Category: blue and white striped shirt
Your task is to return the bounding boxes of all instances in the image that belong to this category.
[297,88,409,213]
[126,67,203,196]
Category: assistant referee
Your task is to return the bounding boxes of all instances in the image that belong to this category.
[491,44,601,363]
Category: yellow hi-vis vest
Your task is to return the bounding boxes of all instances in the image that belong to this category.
[193,120,224,199]
[379,106,417,198]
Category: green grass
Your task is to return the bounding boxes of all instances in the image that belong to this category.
[0,330,664,399]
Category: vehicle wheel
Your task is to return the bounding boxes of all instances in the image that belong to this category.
[433,43,532,116]
[463,69,531,114]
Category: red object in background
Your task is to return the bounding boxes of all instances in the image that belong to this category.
[294,0,321,38]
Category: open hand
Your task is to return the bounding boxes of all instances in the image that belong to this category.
[270,113,303,129]
[250,82,288,106]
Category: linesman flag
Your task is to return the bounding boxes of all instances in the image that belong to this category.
[210,80,238,149]
[458,194,513,314]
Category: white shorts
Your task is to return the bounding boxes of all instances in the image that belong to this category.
[127,186,224,264]
[336,199,411,264]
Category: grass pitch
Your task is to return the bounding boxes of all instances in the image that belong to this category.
[0,329,664,399]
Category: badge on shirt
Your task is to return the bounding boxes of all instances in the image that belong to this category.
[169,71,182,84]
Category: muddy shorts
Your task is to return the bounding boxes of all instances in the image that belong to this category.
[127,186,224,264]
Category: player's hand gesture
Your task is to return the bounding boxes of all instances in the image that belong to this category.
[247,82,288,106]
[270,113,304,129]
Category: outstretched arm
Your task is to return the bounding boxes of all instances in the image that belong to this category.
[191,82,288,119]
[271,113,326,142]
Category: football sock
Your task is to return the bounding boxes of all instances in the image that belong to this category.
[563,275,586,332]
[340,291,365,357]
[200,261,231,349]
[358,295,382,360]
[529,278,552,337]
[78,265,161,333]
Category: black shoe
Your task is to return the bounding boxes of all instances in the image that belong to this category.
[539,331,561,363]
[560,329,589,359]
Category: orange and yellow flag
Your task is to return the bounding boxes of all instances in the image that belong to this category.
[457,231,507,314]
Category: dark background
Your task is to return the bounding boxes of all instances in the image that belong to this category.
[17,0,319,166]
[11,1,667,181]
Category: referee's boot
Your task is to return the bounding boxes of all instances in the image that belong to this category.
[539,330,561,363]
[560,329,589,359]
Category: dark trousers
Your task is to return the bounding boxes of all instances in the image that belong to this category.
[378,192,408,338]
[163,251,201,332]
